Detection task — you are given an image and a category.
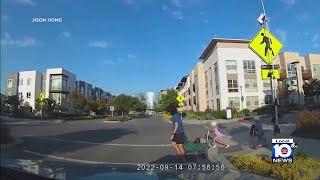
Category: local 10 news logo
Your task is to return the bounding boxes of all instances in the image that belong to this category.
[272,138,298,163]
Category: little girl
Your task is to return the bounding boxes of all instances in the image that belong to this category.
[210,121,230,149]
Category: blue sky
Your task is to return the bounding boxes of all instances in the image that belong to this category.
[1,0,319,94]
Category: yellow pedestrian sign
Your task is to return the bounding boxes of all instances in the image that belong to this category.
[261,69,280,80]
[39,92,45,102]
[249,27,283,65]
[176,93,185,107]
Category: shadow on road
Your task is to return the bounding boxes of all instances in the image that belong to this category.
[21,128,136,155]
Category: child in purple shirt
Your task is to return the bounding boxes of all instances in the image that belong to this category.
[210,121,230,148]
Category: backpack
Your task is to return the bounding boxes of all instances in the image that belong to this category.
[250,124,257,136]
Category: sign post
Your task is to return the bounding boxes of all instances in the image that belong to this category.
[39,92,45,120]
[176,93,185,120]
[249,0,283,135]
[110,106,115,118]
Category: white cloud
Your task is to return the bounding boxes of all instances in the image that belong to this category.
[202,19,209,24]
[172,11,183,20]
[296,12,309,23]
[311,34,319,42]
[280,0,296,7]
[123,0,138,9]
[171,0,183,7]
[275,29,287,43]
[88,40,111,48]
[60,31,71,38]
[12,0,37,6]
[127,54,137,59]
[162,5,169,11]
[1,32,37,47]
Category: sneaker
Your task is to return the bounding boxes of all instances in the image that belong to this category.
[225,145,230,149]
[211,144,216,148]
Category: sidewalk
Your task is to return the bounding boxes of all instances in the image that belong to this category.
[1,115,64,125]
[206,118,320,179]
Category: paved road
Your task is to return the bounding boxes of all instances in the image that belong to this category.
[6,116,217,164]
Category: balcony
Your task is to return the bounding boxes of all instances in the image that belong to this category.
[302,70,312,80]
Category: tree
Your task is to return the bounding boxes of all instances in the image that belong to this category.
[35,97,56,112]
[111,94,146,114]
[69,92,87,114]
[97,99,107,114]
[5,95,21,114]
[277,81,289,105]
[157,89,178,114]
[303,79,320,104]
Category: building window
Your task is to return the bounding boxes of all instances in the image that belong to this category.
[228,79,238,92]
[27,78,32,86]
[193,84,196,93]
[50,75,68,91]
[265,95,272,104]
[243,60,256,73]
[19,78,23,86]
[287,63,297,77]
[245,79,258,92]
[216,99,220,110]
[226,60,237,74]
[214,63,219,95]
[193,96,197,105]
[246,96,259,110]
[26,92,31,98]
[313,64,320,74]
[228,97,240,110]
[205,71,208,88]
[7,79,13,87]
[18,92,23,99]
[189,99,191,106]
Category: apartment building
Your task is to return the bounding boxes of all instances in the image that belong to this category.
[176,62,207,112]
[76,80,93,101]
[6,71,42,109]
[277,52,320,104]
[44,68,77,107]
[177,38,320,112]
[6,67,112,111]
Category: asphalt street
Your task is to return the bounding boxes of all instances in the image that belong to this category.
[5,116,228,164]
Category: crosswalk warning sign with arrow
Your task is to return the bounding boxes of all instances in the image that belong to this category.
[249,27,283,65]
[176,93,185,107]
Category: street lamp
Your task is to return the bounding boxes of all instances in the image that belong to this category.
[290,61,300,106]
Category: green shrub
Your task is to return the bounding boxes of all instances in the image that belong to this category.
[185,110,226,120]
[253,105,273,115]
[231,154,320,180]
[293,111,320,139]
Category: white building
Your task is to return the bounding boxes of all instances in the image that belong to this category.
[7,71,42,109]
[45,68,76,106]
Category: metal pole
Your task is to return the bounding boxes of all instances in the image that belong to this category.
[295,64,301,106]
[240,86,243,117]
[260,0,279,134]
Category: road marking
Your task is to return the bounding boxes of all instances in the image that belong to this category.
[33,137,171,147]
[24,150,139,165]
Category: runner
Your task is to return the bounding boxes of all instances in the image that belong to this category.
[210,122,230,148]
[249,123,258,149]
[169,108,186,162]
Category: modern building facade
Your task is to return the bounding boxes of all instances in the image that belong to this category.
[6,67,112,111]
[7,71,42,109]
[45,68,77,106]
[176,38,320,112]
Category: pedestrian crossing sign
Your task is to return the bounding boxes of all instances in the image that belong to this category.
[249,27,283,65]
[39,92,45,102]
[176,93,185,107]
